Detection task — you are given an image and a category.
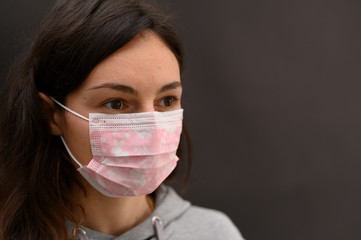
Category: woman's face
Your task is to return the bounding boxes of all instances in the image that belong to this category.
[56,31,182,166]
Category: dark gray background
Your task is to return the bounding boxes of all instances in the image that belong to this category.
[1,1,361,239]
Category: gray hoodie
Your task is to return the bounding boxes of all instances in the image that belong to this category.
[67,185,244,240]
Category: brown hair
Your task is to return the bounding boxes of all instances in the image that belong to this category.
[0,0,190,239]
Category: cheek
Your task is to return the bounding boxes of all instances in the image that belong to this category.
[63,114,93,166]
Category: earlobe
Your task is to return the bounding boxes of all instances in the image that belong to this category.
[38,92,63,136]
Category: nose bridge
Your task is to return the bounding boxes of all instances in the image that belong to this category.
[134,88,158,113]
[137,106,155,113]
[137,100,156,113]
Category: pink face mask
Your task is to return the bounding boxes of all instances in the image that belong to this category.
[51,98,183,197]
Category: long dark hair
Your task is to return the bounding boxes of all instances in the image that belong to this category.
[0,0,190,239]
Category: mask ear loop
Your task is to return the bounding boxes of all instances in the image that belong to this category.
[50,97,89,121]
[49,97,88,168]
[60,136,83,168]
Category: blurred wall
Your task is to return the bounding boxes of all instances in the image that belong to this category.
[1,1,361,240]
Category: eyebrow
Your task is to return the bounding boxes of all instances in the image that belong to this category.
[158,81,182,94]
[87,83,137,95]
[87,81,182,94]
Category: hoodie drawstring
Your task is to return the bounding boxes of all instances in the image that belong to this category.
[152,216,164,240]
[74,217,164,240]
[74,227,89,240]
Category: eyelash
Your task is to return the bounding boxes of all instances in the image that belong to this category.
[102,96,179,111]
[158,96,178,110]
[103,98,126,111]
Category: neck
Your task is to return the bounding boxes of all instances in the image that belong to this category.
[78,180,154,236]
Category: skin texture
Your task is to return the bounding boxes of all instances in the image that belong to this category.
[41,30,182,235]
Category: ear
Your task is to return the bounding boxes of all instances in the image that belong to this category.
[38,92,64,136]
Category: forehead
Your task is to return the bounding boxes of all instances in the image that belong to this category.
[81,30,181,89]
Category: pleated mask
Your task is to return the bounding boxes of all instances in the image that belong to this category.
[51,98,183,197]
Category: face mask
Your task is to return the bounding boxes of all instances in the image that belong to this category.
[51,98,183,197]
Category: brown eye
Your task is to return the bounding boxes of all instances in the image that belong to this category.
[159,96,175,107]
[164,97,173,106]
[104,99,123,110]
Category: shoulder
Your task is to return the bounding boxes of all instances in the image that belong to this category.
[169,205,245,240]
[154,185,245,240]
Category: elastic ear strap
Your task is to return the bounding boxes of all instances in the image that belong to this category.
[60,136,83,168]
[50,97,89,121]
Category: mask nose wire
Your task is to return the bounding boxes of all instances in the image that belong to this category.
[49,97,89,168]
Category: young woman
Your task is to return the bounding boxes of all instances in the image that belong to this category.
[0,0,244,239]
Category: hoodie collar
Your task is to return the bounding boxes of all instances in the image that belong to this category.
[67,185,191,240]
